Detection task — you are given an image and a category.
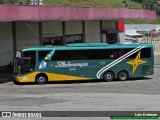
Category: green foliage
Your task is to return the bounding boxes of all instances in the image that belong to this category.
[43,0,142,8]
[0,0,29,4]
[132,0,160,15]
[0,0,143,8]
[0,0,17,4]
[17,0,29,4]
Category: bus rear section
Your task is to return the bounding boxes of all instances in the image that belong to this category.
[97,44,154,81]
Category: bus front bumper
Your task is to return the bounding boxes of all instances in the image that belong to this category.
[13,75,35,83]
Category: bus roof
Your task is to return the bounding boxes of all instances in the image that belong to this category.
[20,43,153,52]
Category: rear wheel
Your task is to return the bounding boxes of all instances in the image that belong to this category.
[117,71,128,81]
[103,71,115,82]
[36,74,48,84]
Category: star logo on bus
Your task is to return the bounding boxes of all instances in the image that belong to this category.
[127,51,146,74]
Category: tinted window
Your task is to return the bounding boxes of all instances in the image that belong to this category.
[38,48,151,61]
[38,51,50,61]
[23,51,36,59]
[126,48,151,58]
[52,50,115,60]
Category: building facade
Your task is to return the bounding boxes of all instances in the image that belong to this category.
[0,5,157,66]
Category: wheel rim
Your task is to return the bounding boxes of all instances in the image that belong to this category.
[118,71,128,81]
[39,77,45,83]
[120,73,126,80]
[107,74,112,80]
[104,72,114,81]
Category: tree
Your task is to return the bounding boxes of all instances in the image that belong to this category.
[0,0,28,4]
[0,0,17,4]
[142,0,160,15]
[124,0,128,7]
[142,0,152,9]
[152,1,160,15]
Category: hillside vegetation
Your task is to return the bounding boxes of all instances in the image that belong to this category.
[0,0,142,8]
[44,0,142,8]
[44,0,160,24]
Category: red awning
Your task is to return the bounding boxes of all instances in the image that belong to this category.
[0,5,157,21]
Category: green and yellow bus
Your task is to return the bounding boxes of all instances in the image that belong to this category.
[13,43,154,84]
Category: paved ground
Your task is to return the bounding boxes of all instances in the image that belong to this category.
[0,51,159,120]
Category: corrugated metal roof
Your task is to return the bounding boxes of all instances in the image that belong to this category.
[0,5,157,21]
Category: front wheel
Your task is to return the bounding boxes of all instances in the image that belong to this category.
[36,75,48,84]
[103,71,115,82]
[117,71,128,81]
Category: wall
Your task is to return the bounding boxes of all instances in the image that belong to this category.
[102,21,116,30]
[118,33,125,44]
[0,22,13,66]
[102,21,123,43]
[102,21,116,43]
[42,21,83,37]
[16,22,39,49]
[65,21,82,35]
[42,21,62,37]
[85,21,100,43]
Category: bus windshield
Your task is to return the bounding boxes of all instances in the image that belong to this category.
[14,50,36,74]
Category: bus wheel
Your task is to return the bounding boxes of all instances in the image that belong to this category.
[36,74,48,84]
[117,71,128,81]
[103,71,114,82]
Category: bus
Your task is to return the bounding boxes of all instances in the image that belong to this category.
[13,43,154,84]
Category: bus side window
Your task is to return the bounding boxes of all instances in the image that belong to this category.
[141,48,151,58]
[51,50,66,61]
[76,50,88,60]
[52,50,88,61]
[38,51,50,61]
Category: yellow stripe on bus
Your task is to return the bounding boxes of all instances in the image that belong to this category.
[16,72,91,83]
[46,72,91,81]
